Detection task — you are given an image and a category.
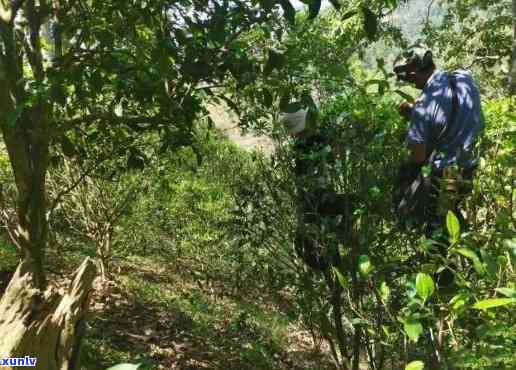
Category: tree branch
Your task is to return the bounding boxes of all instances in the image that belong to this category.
[47,157,107,218]
[425,0,436,27]
[58,113,173,133]
[0,210,22,251]
[24,0,45,81]
[465,55,501,69]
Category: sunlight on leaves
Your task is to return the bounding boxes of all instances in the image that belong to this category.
[105,364,141,370]
[358,255,374,277]
[495,288,516,298]
[403,319,423,343]
[405,360,425,370]
[473,298,516,310]
[415,273,434,302]
[452,247,485,275]
[380,281,390,303]
[446,211,460,244]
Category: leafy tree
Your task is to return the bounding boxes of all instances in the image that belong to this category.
[48,159,146,281]
[0,0,283,366]
[511,0,516,93]
[421,0,513,95]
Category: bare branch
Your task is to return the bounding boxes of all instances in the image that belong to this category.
[48,157,108,218]
[0,195,21,250]
[425,0,436,27]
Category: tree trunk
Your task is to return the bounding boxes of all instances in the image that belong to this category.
[1,3,50,291]
[1,5,97,368]
[98,227,113,281]
[511,0,516,94]
[0,93,98,370]
[0,258,96,370]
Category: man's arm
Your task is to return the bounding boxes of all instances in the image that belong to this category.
[398,102,414,121]
[402,100,430,164]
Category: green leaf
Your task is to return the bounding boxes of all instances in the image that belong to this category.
[366,79,384,86]
[361,6,377,41]
[351,317,369,326]
[421,165,431,176]
[308,0,321,19]
[358,255,374,277]
[404,319,423,343]
[380,281,390,303]
[381,325,390,337]
[415,273,434,302]
[333,266,348,288]
[473,298,516,310]
[405,361,425,370]
[495,288,516,298]
[480,249,498,277]
[446,211,460,243]
[452,247,485,275]
[341,9,357,20]
[449,293,469,312]
[394,90,415,103]
[279,0,296,25]
[105,364,141,370]
[503,238,516,258]
[503,239,516,249]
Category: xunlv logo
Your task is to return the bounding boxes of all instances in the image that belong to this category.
[0,357,37,367]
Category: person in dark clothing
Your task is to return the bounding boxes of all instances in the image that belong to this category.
[280,104,356,271]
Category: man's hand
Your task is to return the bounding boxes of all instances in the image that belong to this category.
[398,102,414,120]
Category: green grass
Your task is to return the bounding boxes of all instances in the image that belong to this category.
[0,237,19,271]
[81,253,334,370]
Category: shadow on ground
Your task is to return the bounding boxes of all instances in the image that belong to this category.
[83,259,336,370]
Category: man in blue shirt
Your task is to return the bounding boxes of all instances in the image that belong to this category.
[394,47,484,234]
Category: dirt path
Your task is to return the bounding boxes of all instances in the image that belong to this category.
[207,103,274,154]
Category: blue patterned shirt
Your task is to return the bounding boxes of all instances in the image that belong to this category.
[406,69,485,170]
